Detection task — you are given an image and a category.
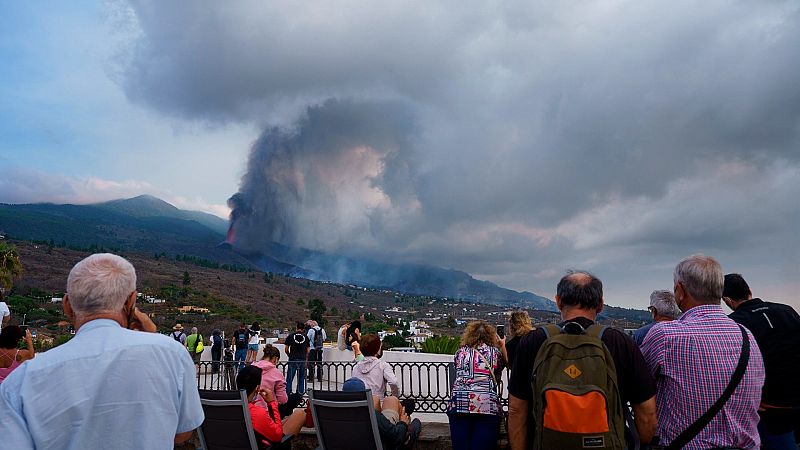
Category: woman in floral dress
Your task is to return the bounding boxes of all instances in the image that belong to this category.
[447,320,507,450]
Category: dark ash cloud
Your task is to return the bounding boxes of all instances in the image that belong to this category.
[114,0,800,306]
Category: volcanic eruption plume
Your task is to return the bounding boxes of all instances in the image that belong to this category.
[227,99,421,257]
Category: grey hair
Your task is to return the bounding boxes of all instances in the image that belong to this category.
[191,327,198,334]
[673,254,723,304]
[649,290,680,319]
[67,253,136,316]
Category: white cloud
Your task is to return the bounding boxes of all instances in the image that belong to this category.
[0,166,229,218]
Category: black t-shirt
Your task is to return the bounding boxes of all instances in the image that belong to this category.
[505,332,530,372]
[729,298,800,406]
[233,328,249,350]
[508,317,656,407]
[285,331,309,360]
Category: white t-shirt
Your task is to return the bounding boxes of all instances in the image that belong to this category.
[0,302,10,332]
[248,329,260,345]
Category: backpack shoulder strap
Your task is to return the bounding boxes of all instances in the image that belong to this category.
[541,324,562,339]
[585,324,607,340]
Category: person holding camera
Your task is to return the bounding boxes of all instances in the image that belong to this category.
[0,325,35,384]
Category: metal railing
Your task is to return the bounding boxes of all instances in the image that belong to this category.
[195,359,495,413]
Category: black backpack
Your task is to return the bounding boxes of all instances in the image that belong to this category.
[236,329,248,346]
[313,328,324,348]
[172,331,185,342]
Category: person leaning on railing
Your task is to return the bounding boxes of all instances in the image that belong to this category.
[253,344,303,418]
[0,325,35,384]
[352,333,400,403]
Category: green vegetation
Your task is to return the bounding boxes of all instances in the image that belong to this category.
[174,254,251,273]
[0,241,24,290]
[382,333,408,349]
[421,336,460,355]
[308,298,327,327]
[4,295,67,324]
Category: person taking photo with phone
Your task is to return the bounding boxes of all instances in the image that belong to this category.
[0,325,35,384]
[0,253,204,449]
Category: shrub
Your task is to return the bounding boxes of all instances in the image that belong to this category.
[421,336,460,355]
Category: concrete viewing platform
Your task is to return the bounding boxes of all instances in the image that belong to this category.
[184,343,509,449]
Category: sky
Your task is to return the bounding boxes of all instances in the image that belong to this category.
[1,1,798,308]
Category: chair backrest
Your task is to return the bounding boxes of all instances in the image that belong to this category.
[308,389,383,450]
[198,389,258,450]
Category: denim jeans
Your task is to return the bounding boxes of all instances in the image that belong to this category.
[285,359,306,394]
[447,412,501,450]
[234,348,247,369]
[211,347,222,373]
[307,348,323,381]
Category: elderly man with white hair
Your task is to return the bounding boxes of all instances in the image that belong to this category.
[0,253,204,449]
[641,254,765,450]
[633,289,681,346]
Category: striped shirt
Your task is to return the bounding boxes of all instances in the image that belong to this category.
[641,304,765,449]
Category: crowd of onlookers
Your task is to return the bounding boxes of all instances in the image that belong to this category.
[0,252,798,450]
[448,254,800,450]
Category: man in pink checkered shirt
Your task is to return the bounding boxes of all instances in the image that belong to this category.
[641,254,765,450]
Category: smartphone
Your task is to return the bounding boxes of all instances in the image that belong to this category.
[19,325,29,334]
[496,324,505,339]
[127,305,137,329]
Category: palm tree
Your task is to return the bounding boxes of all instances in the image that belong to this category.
[0,241,23,291]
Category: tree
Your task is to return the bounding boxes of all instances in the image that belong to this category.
[0,242,23,291]
[446,316,457,328]
[6,295,36,315]
[308,298,327,327]
[382,333,408,349]
[182,271,191,285]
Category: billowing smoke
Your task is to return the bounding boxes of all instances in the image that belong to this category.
[227,99,420,256]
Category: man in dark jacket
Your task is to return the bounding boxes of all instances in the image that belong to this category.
[210,329,223,373]
[724,273,800,449]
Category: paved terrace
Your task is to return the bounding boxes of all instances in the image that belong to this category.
[187,343,510,449]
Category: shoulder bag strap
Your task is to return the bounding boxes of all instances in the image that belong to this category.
[473,347,499,390]
[666,325,751,450]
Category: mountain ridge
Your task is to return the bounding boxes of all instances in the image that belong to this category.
[0,195,652,319]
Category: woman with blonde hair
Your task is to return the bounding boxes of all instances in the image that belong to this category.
[447,321,506,450]
[505,310,534,372]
